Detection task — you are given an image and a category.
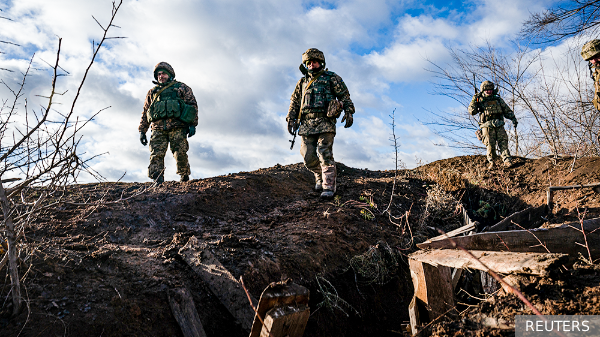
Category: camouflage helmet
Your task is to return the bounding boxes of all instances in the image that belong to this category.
[153,62,176,80]
[581,39,600,61]
[302,48,325,66]
[480,80,495,92]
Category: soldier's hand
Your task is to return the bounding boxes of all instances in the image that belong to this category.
[140,132,148,146]
[341,112,353,128]
[287,119,297,135]
[188,126,196,138]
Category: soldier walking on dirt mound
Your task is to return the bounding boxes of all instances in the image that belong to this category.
[469,81,518,169]
[286,48,355,199]
[581,39,600,144]
[139,62,198,183]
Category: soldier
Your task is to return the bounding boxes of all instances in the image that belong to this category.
[581,39,600,143]
[139,62,198,183]
[469,81,518,169]
[286,48,355,199]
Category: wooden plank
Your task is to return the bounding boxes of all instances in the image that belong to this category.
[409,259,454,323]
[260,305,310,337]
[250,280,309,337]
[408,296,420,336]
[167,287,208,337]
[416,217,600,259]
[409,250,568,276]
[421,206,478,244]
[484,205,547,232]
[179,236,256,332]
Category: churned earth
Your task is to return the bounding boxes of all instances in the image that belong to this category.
[0,155,599,337]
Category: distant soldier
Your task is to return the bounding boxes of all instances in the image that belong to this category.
[581,39,600,143]
[469,81,518,169]
[139,62,198,183]
[287,48,355,199]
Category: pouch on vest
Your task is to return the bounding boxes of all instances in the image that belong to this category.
[179,102,196,124]
[166,100,181,118]
[327,99,343,118]
[148,101,167,122]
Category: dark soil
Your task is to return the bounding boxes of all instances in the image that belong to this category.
[1,155,599,337]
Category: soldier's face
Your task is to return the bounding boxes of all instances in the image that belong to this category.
[307,60,321,70]
[157,71,170,83]
[484,89,493,96]
[590,56,600,64]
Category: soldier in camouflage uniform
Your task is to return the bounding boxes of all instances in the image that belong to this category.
[469,81,518,169]
[581,39,600,144]
[287,48,355,199]
[139,62,198,183]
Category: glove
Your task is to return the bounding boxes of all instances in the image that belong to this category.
[341,112,353,128]
[188,126,196,138]
[140,132,148,146]
[287,119,297,135]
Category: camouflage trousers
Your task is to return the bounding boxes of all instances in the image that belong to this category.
[148,128,190,178]
[482,126,512,163]
[300,133,336,191]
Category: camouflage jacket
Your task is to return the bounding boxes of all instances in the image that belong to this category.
[468,93,516,128]
[139,81,198,133]
[287,70,355,136]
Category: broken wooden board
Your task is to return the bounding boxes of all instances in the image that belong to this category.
[409,259,455,324]
[483,205,547,232]
[408,296,420,336]
[409,249,568,276]
[416,217,600,259]
[179,236,256,332]
[260,304,310,337]
[167,287,207,337]
[420,206,478,244]
[250,279,310,337]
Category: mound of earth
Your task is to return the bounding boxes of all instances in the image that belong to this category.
[0,155,599,337]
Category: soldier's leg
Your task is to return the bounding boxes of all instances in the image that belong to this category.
[300,134,322,189]
[168,128,191,178]
[316,133,336,193]
[482,127,495,165]
[496,127,513,165]
[148,130,168,180]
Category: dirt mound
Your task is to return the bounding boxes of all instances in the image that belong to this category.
[1,155,599,336]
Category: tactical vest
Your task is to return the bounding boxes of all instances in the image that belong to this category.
[301,71,335,114]
[147,82,196,124]
[476,95,505,124]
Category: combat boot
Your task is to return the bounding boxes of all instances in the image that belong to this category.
[180,174,189,182]
[314,172,323,191]
[503,160,513,168]
[154,174,164,185]
[320,189,334,199]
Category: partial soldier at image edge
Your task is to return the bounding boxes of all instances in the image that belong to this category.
[581,39,600,144]
[468,80,518,169]
[139,62,198,184]
[286,48,355,199]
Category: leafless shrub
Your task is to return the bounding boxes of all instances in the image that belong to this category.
[349,241,398,286]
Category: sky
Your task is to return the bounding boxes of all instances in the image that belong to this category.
[0,0,559,183]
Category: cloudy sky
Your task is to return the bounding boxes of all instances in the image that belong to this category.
[0,0,557,182]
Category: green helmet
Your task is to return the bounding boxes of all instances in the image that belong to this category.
[153,62,176,81]
[480,80,495,92]
[302,48,325,66]
[581,39,600,61]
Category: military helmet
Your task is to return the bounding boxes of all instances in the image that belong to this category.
[480,80,495,92]
[302,48,325,66]
[153,62,176,80]
[581,39,600,61]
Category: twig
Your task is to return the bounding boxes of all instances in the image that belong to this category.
[239,276,274,337]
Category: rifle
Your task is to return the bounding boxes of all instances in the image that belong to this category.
[289,120,298,150]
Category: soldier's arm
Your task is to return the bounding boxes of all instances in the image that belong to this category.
[468,95,479,116]
[499,97,517,122]
[177,83,199,127]
[286,78,303,122]
[331,74,355,115]
[139,89,153,133]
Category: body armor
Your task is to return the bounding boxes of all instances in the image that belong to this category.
[147,82,195,124]
[475,95,506,128]
[300,71,336,116]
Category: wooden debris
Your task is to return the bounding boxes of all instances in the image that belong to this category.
[250,279,310,337]
[483,205,547,232]
[547,182,600,209]
[179,236,256,332]
[408,296,421,336]
[167,287,207,337]
[409,259,455,324]
[416,217,600,259]
[421,206,478,244]
[410,249,568,276]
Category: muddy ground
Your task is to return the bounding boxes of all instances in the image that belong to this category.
[0,155,599,337]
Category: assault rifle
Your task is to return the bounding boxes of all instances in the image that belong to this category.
[289,120,299,150]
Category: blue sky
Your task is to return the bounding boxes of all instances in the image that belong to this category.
[0,0,560,182]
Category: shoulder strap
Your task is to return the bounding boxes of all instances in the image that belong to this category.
[149,81,178,108]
